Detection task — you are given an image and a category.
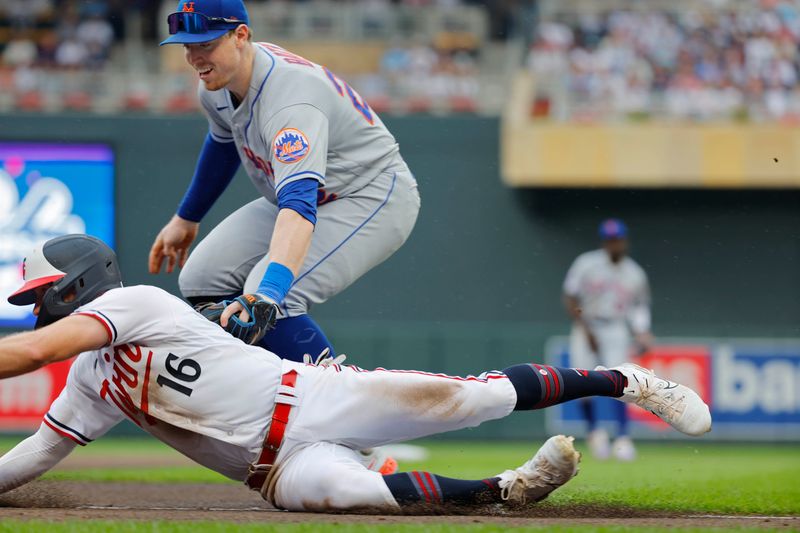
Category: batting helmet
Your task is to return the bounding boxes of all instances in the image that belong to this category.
[8,234,122,328]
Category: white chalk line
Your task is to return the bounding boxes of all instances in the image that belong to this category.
[75,507,799,520]
[687,515,798,520]
[78,505,277,512]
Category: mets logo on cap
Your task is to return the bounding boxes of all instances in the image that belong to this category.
[273,128,310,164]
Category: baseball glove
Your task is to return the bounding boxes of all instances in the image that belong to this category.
[194,295,279,345]
[194,300,228,324]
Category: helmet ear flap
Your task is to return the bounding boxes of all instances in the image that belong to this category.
[34,276,80,329]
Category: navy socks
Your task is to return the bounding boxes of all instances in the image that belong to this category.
[503,364,626,411]
[383,472,501,506]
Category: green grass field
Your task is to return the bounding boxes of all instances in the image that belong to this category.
[0,437,798,532]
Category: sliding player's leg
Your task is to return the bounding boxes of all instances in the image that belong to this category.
[269,435,579,512]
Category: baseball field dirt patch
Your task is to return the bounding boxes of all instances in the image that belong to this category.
[0,480,797,530]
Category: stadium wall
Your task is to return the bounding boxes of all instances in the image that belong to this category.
[2,113,798,439]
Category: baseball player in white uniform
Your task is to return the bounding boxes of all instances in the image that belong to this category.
[0,235,708,512]
[148,0,420,365]
[563,219,653,461]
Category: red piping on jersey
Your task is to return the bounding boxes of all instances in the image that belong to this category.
[43,418,85,446]
[74,312,112,344]
[370,368,509,383]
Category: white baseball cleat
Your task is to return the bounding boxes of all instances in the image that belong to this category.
[612,435,636,462]
[358,447,398,475]
[497,435,580,504]
[587,428,611,460]
[605,363,712,436]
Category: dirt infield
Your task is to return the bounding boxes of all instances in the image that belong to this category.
[0,480,797,529]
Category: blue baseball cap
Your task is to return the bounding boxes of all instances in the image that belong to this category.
[160,0,249,46]
[598,218,628,240]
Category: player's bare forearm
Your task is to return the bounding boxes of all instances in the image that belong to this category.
[217,209,309,337]
[268,208,314,276]
[0,316,107,379]
[148,215,200,274]
[563,294,585,324]
[0,332,51,378]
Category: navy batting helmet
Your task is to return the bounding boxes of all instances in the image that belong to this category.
[8,235,122,328]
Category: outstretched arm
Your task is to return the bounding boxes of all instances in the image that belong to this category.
[0,315,109,379]
[148,133,241,274]
[563,293,599,354]
[629,274,653,353]
[0,424,76,494]
[219,180,317,330]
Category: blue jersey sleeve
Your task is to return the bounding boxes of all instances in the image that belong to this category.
[177,134,241,222]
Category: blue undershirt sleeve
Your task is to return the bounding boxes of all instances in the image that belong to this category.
[176,133,241,222]
[276,178,319,226]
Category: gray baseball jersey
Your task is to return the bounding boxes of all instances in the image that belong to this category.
[563,249,650,329]
[563,249,651,368]
[180,42,420,315]
[199,42,401,204]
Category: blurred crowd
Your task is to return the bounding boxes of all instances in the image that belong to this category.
[526,1,800,122]
[0,1,129,70]
[14,0,800,120]
[0,0,486,113]
[355,37,480,113]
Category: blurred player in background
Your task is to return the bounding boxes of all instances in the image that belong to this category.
[148,0,420,363]
[563,219,653,461]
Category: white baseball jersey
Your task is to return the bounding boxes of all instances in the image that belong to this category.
[200,42,401,204]
[563,249,651,331]
[45,285,282,480]
[35,284,518,510]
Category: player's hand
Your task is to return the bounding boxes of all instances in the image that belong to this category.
[585,329,600,354]
[219,294,279,345]
[634,331,654,354]
[194,300,228,324]
[148,215,199,274]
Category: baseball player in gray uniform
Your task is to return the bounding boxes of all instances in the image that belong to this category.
[149,0,420,364]
[563,219,653,461]
[0,235,709,512]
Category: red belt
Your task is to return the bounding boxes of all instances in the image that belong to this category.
[246,369,298,491]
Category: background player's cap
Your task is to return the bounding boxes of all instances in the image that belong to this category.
[598,218,628,240]
[160,0,249,46]
[8,244,66,306]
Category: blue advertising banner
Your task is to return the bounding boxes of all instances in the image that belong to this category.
[545,337,800,441]
[0,143,114,328]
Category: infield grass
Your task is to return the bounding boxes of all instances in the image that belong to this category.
[0,437,797,532]
[2,438,793,515]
